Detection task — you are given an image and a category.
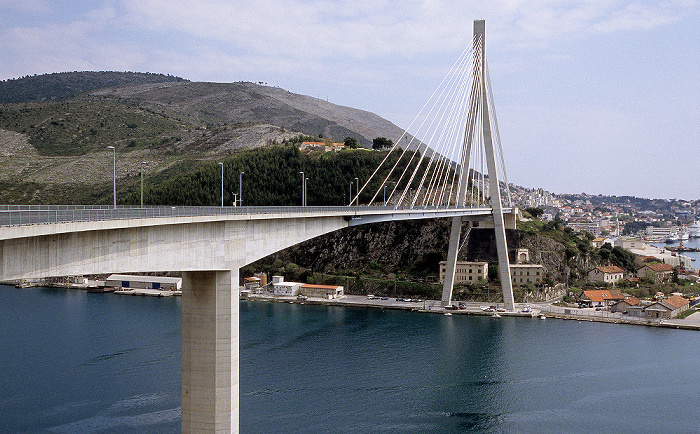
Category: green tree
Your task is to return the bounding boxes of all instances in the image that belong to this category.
[344,136,359,149]
[525,207,544,219]
[488,263,499,282]
[372,137,393,150]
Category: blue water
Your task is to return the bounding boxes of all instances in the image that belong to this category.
[2,285,700,433]
[0,286,181,433]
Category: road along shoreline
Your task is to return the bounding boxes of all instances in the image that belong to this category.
[242,293,700,331]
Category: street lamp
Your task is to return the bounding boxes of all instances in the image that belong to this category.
[299,172,305,206]
[239,172,244,207]
[106,146,116,209]
[140,161,147,208]
[348,181,352,207]
[305,177,309,206]
[218,162,224,208]
[354,177,359,206]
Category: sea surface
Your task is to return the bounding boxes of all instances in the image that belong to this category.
[1,285,699,433]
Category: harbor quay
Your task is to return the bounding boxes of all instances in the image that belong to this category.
[242,292,700,331]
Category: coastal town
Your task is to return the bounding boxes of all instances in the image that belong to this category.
[235,187,700,329]
[511,185,700,242]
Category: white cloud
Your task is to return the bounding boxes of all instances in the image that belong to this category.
[115,0,697,62]
[593,2,681,32]
[2,0,694,80]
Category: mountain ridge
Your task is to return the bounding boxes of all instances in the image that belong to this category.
[0,71,413,204]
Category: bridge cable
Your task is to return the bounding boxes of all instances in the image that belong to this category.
[406,49,475,208]
[391,41,475,208]
[358,41,475,206]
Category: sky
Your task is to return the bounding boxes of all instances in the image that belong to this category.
[1,0,698,200]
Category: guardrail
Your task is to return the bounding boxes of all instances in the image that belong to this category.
[0,205,505,227]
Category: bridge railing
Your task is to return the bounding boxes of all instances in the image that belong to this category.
[0,205,501,227]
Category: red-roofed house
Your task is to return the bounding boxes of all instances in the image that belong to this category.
[644,295,690,319]
[637,263,674,282]
[581,289,626,307]
[300,283,344,299]
[610,296,641,314]
[591,237,607,248]
[586,266,625,284]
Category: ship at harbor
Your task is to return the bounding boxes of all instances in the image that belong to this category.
[689,221,700,238]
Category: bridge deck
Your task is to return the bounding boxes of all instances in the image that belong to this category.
[0,205,509,229]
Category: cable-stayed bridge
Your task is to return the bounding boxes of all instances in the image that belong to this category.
[0,20,514,434]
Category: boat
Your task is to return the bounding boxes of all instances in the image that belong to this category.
[87,286,115,293]
[492,313,501,318]
[666,245,700,252]
[689,221,700,238]
[665,233,679,243]
[540,315,546,320]
[444,312,452,316]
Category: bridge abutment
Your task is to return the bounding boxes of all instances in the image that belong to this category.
[181,269,240,433]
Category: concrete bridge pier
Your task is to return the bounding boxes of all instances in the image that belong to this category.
[181,269,240,433]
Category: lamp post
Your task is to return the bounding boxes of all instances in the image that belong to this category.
[384,181,395,205]
[239,172,244,207]
[348,181,352,206]
[299,172,305,206]
[140,161,146,208]
[354,177,359,206]
[305,177,308,206]
[218,162,224,207]
[106,146,116,209]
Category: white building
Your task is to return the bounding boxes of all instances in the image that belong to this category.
[105,274,182,290]
[273,281,302,296]
[615,237,646,250]
[646,227,673,237]
[586,266,625,284]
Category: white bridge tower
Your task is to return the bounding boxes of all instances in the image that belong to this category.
[440,20,515,310]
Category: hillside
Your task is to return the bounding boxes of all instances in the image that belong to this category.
[90,80,410,147]
[0,71,187,104]
[0,71,411,204]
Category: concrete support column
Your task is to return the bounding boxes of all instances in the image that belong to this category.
[441,217,463,306]
[476,19,515,311]
[181,270,239,433]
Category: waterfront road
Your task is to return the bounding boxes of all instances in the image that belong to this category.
[244,293,700,330]
[244,293,540,317]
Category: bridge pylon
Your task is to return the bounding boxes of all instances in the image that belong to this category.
[441,20,515,310]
